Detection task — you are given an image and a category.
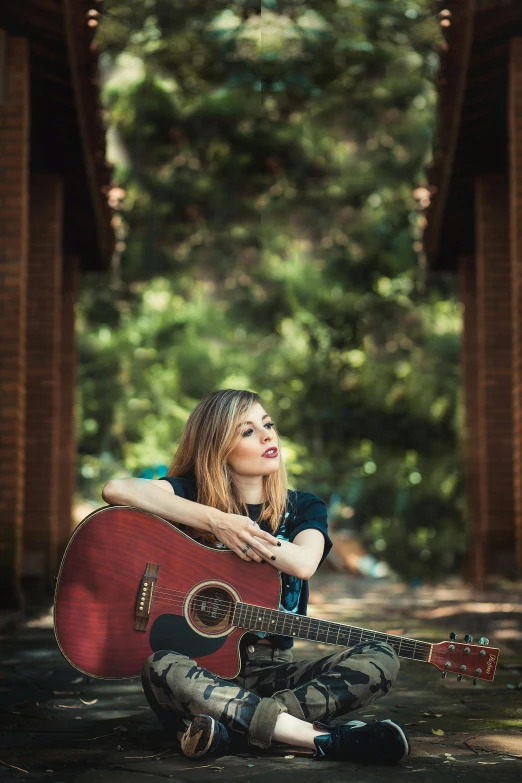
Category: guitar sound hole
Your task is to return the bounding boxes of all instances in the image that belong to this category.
[190,586,234,631]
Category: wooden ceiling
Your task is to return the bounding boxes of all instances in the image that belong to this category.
[425,0,522,271]
[1,0,113,272]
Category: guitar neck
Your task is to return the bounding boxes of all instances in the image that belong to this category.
[233,602,433,663]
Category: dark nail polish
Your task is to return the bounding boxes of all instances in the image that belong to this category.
[271,555,276,561]
[277,542,281,547]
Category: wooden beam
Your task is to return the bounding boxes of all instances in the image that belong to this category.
[425,0,476,266]
[62,0,112,267]
[509,37,522,579]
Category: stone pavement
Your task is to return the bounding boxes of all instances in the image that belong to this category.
[1,574,521,782]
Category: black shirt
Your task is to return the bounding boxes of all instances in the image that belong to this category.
[158,475,332,648]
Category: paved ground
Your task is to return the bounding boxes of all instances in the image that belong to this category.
[1,574,521,782]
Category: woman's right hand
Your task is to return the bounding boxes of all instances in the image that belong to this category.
[209,511,280,563]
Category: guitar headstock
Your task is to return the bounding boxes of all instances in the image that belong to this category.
[430,633,499,683]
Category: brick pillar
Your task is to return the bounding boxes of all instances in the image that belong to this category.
[58,255,80,557]
[0,35,30,609]
[475,174,516,580]
[23,174,63,592]
[509,38,522,579]
[458,256,482,582]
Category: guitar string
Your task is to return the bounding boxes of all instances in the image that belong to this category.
[152,584,429,649]
[145,593,432,657]
[150,588,431,647]
[150,596,428,650]
[150,584,436,649]
[150,588,432,654]
[152,584,432,652]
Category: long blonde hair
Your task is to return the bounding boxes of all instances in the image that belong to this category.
[167,389,288,540]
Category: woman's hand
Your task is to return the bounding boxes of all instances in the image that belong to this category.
[209,511,280,563]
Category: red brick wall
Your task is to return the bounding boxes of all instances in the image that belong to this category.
[23,174,63,587]
[475,174,516,578]
[0,36,30,609]
[58,255,80,557]
[509,37,522,579]
[458,256,482,581]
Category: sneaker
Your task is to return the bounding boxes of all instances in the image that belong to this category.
[180,714,232,759]
[313,718,410,765]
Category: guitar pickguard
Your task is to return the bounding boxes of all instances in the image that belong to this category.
[149,614,228,658]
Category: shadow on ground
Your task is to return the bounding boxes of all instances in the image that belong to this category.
[0,574,521,782]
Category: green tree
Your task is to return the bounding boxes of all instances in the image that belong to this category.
[77,1,464,579]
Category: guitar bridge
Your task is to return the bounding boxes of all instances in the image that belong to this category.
[134,562,160,631]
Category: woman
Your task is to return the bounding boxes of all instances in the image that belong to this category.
[102,389,409,764]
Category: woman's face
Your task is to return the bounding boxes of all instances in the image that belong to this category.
[227,401,280,477]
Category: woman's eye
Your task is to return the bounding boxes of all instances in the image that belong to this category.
[241,422,275,437]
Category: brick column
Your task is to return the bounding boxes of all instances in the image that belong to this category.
[458,256,482,582]
[58,255,80,557]
[509,38,522,579]
[23,174,63,591]
[0,35,30,609]
[475,174,516,580]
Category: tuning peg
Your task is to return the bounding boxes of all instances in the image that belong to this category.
[449,631,457,641]
[441,671,447,679]
[457,674,463,682]
[473,678,478,685]
[478,636,489,646]
[464,634,473,643]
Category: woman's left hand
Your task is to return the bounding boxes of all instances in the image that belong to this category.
[248,528,325,580]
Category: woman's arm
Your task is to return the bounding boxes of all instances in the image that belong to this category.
[249,528,325,580]
[101,478,279,562]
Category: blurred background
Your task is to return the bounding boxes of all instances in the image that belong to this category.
[82,0,461,584]
[1,0,522,611]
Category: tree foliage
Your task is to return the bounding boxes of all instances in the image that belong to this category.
[78,1,465,580]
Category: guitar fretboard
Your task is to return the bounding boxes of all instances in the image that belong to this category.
[233,602,432,662]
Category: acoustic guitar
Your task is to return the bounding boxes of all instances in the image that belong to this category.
[54,506,500,682]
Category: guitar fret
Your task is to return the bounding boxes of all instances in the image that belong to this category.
[235,602,433,663]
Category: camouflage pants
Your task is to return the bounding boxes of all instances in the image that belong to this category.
[141,639,399,749]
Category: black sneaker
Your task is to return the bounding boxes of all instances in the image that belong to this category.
[180,714,232,759]
[313,718,410,764]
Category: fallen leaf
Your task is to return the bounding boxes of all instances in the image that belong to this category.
[431,728,445,736]
[284,755,294,759]
[79,698,98,705]
[422,711,443,718]
[71,677,84,683]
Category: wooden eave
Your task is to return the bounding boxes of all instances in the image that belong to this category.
[1,0,113,272]
[425,0,522,272]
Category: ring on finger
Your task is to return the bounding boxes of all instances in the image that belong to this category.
[243,544,251,555]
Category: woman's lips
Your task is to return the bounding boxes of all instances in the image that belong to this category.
[262,448,279,458]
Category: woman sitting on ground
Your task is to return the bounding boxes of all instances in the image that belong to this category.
[102,388,409,764]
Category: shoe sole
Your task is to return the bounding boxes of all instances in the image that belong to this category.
[181,715,216,759]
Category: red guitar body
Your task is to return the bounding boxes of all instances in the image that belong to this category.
[54,506,281,679]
